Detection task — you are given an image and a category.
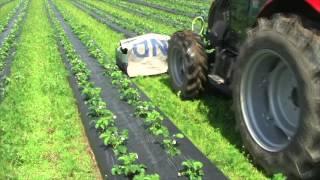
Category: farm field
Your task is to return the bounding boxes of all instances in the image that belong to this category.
[0,0,283,179]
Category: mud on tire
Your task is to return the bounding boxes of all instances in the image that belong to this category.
[168,30,208,99]
[233,14,320,179]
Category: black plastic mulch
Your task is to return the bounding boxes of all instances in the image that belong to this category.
[50,1,227,179]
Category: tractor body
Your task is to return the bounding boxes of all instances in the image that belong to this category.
[167,0,320,178]
[206,0,320,91]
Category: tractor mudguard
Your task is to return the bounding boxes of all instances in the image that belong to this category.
[259,0,320,18]
[306,0,320,12]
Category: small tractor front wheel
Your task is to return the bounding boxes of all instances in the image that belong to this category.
[233,14,320,179]
[168,30,208,99]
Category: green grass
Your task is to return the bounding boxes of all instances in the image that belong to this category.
[0,0,99,178]
[54,0,267,179]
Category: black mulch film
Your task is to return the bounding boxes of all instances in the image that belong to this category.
[50,1,227,179]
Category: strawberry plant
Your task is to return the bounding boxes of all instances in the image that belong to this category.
[145,110,163,124]
[115,76,131,90]
[86,97,109,117]
[71,61,88,74]
[149,123,169,137]
[99,127,128,151]
[133,173,160,180]
[82,86,101,100]
[119,88,140,105]
[110,70,123,83]
[178,160,204,180]
[134,101,155,118]
[163,133,184,156]
[95,113,115,131]
[112,153,146,177]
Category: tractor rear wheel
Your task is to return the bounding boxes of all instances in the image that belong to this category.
[168,30,208,99]
[233,14,320,179]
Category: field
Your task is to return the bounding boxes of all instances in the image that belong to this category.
[0,0,282,179]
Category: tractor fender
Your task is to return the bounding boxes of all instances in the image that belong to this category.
[258,0,320,19]
[306,0,320,12]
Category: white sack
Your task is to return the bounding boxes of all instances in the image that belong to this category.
[116,33,170,77]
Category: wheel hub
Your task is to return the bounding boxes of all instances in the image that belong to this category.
[171,47,186,87]
[241,50,301,152]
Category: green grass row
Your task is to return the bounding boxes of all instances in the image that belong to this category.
[0,0,99,178]
[54,0,267,179]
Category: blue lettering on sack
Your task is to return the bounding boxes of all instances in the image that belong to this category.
[151,39,168,56]
[132,39,168,58]
[132,40,149,58]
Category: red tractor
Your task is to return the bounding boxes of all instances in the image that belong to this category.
[167,0,320,178]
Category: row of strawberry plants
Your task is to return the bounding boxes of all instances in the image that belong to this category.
[72,0,175,35]
[0,0,25,70]
[125,0,202,19]
[57,0,182,157]
[0,0,28,100]
[0,0,22,34]
[99,0,191,29]
[53,0,268,178]
[146,0,210,13]
[52,1,204,179]
[46,2,160,179]
[0,1,19,27]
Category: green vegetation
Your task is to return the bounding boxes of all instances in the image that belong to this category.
[0,0,19,33]
[179,160,204,180]
[141,0,208,16]
[0,0,99,178]
[0,0,26,74]
[47,2,158,178]
[53,0,192,159]
[75,0,176,35]
[53,0,266,179]
[0,0,287,179]
[100,0,191,29]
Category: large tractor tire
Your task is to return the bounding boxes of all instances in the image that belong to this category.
[168,30,208,99]
[233,14,320,179]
